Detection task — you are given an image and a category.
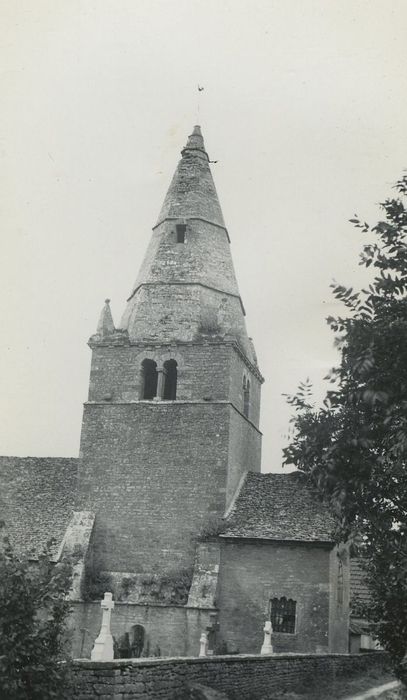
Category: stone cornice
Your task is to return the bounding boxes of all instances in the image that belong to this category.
[125,280,245,315]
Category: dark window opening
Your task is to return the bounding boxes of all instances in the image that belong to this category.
[163,359,178,400]
[337,562,344,606]
[269,597,296,634]
[176,224,186,243]
[141,359,158,399]
[130,624,145,658]
[243,376,250,418]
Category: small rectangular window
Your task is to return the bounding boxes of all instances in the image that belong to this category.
[269,597,296,634]
[176,224,186,243]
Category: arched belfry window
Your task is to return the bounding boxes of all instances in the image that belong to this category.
[243,376,250,418]
[269,597,296,634]
[163,359,177,400]
[141,359,158,399]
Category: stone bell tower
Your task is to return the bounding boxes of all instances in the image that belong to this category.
[77,126,263,574]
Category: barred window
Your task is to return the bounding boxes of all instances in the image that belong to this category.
[269,597,296,634]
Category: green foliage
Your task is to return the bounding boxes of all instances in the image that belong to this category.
[197,516,226,539]
[283,174,407,668]
[139,567,193,605]
[81,557,113,602]
[0,527,74,699]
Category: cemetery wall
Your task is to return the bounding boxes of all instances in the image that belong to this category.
[69,601,213,659]
[217,540,348,654]
[72,651,389,699]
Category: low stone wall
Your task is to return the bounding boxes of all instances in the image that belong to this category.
[73,650,388,699]
[69,601,214,659]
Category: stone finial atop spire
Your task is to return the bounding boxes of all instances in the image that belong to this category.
[181,125,208,161]
[156,125,224,227]
[97,299,115,336]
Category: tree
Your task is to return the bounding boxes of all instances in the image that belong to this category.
[0,526,74,699]
[283,174,407,669]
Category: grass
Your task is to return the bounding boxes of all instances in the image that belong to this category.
[263,666,398,700]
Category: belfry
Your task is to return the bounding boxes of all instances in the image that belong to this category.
[77,126,263,574]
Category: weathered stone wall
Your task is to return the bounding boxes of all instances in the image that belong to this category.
[217,539,349,654]
[72,651,388,699]
[87,341,262,428]
[121,284,254,361]
[228,350,261,428]
[69,601,213,659]
[131,220,238,298]
[78,402,261,572]
[226,410,262,506]
[89,344,243,404]
[329,546,351,653]
[0,456,78,554]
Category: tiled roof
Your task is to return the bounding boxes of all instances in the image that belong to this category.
[0,456,78,556]
[350,557,371,606]
[222,471,336,543]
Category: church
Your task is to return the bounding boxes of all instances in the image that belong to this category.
[0,126,350,658]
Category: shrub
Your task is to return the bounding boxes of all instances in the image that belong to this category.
[0,526,74,699]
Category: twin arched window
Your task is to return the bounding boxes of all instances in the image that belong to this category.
[141,359,177,400]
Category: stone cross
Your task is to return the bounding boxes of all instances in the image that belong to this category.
[91,592,115,661]
[199,631,208,657]
[260,619,273,655]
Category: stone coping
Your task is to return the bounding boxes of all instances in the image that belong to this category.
[73,651,387,669]
[71,600,217,611]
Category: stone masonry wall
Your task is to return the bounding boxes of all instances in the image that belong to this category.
[228,350,261,428]
[69,601,213,659]
[226,410,262,507]
[88,342,261,429]
[89,344,229,404]
[78,402,260,572]
[72,651,388,700]
[121,284,253,361]
[0,456,78,555]
[217,540,348,654]
[132,220,238,298]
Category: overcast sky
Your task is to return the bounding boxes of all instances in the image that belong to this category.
[1,0,407,471]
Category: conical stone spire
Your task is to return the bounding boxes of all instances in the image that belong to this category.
[120,127,257,365]
[157,125,224,227]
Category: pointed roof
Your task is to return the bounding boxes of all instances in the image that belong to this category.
[181,125,209,160]
[96,299,115,336]
[156,126,225,227]
[119,126,260,368]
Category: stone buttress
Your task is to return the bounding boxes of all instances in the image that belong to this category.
[77,127,264,574]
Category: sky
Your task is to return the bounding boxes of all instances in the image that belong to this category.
[1,0,407,471]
